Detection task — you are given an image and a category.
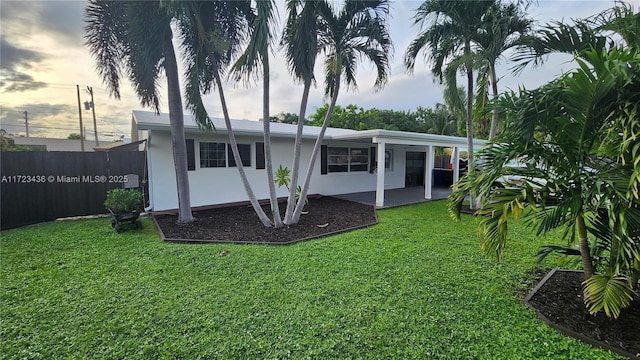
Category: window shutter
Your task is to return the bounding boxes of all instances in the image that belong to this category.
[186,139,195,171]
[370,146,376,170]
[228,144,251,167]
[256,142,265,170]
[321,145,328,175]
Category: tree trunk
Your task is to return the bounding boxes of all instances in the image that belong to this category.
[488,63,499,142]
[162,35,193,224]
[464,40,479,209]
[293,74,341,223]
[576,213,595,279]
[262,52,283,227]
[214,73,273,227]
[631,259,639,291]
[284,80,312,225]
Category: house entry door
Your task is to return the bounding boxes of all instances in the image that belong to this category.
[405,151,425,187]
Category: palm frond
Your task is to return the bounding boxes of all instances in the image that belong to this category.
[84,0,127,99]
[230,0,277,84]
[584,273,635,319]
[282,0,321,84]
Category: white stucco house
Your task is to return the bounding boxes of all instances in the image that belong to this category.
[132,110,487,211]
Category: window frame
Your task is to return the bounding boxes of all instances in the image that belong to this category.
[227,143,251,167]
[199,142,227,168]
[326,146,370,173]
[384,149,393,170]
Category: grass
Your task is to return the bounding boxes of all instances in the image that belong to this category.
[0,201,624,359]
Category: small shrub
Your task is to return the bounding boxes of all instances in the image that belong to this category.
[104,188,143,212]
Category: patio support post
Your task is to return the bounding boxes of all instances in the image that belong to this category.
[425,145,434,200]
[375,142,386,207]
[452,147,460,183]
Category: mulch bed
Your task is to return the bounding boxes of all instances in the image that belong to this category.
[153,198,638,357]
[153,196,378,244]
[526,270,640,358]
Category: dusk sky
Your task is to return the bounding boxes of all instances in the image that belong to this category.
[0,0,622,140]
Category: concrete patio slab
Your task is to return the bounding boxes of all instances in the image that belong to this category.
[333,186,451,208]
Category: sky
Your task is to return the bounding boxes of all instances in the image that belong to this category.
[0,0,627,140]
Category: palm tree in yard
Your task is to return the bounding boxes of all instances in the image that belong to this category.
[230,0,283,228]
[475,1,533,141]
[281,0,322,225]
[174,1,274,227]
[85,0,194,224]
[404,0,494,170]
[282,0,392,225]
[449,4,640,318]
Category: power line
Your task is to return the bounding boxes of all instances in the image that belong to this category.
[0,123,88,132]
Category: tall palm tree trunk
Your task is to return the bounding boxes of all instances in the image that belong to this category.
[293,74,341,223]
[190,13,272,227]
[576,213,595,279]
[464,42,474,167]
[488,64,500,141]
[284,80,312,225]
[262,54,283,228]
[464,41,479,209]
[214,73,273,227]
[163,35,193,224]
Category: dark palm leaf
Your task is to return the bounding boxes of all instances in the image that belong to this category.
[84,0,127,99]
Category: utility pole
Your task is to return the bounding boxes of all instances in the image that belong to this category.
[86,86,99,146]
[24,111,29,137]
[76,85,85,152]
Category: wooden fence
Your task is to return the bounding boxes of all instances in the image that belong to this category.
[1,151,146,230]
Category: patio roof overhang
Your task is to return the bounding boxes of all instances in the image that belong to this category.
[330,129,488,149]
[331,130,489,208]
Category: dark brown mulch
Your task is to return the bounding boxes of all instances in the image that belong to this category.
[526,270,640,358]
[153,196,377,244]
[154,199,638,357]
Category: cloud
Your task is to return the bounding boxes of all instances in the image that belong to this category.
[0,70,47,92]
[0,103,76,137]
[0,1,86,47]
[0,37,49,92]
[0,36,46,71]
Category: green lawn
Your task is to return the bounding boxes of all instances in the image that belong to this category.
[1,201,623,359]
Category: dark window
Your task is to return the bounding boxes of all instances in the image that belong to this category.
[327,146,369,173]
[349,147,369,172]
[200,142,226,168]
[328,147,349,173]
[321,145,328,174]
[228,144,251,167]
[385,149,393,169]
[256,142,265,170]
[186,139,195,171]
[371,147,393,171]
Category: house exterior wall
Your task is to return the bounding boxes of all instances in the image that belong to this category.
[146,129,408,211]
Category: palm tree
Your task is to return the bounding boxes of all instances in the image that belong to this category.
[427,103,457,135]
[282,0,392,225]
[231,0,283,228]
[474,1,533,141]
[281,0,322,225]
[404,0,495,170]
[449,9,640,318]
[443,85,466,136]
[85,0,194,224]
[175,1,274,227]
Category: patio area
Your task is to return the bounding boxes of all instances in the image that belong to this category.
[334,186,452,208]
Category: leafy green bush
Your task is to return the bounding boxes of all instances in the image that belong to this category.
[104,188,143,212]
[274,165,307,205]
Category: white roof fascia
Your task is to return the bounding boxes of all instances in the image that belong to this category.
[332,129,488,148]
[133,110,357,140]
[133,110,488,148]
